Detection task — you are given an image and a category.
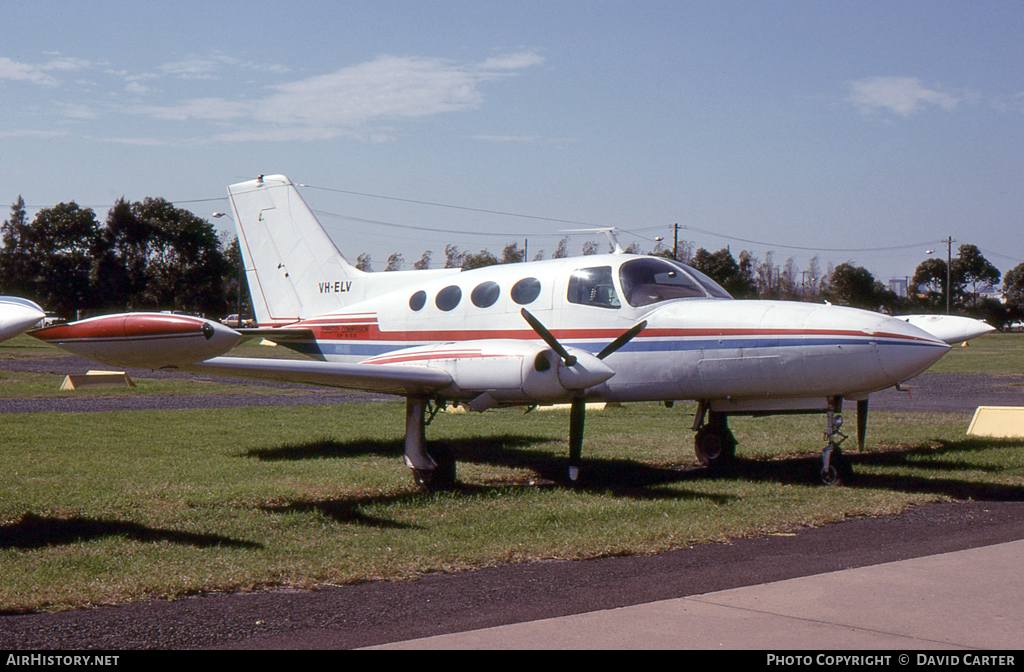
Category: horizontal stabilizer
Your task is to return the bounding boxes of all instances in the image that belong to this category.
[236,327,317,345]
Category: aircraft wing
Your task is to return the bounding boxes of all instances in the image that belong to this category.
[185,356,454,397]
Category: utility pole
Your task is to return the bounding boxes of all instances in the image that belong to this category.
[673,223,679,260]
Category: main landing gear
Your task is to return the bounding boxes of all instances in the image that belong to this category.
[403,396,456,490]
[692,403,736,470]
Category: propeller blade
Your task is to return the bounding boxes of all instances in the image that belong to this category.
[596,320,648,360]
[568,395,586,482]
[521,308,576,366]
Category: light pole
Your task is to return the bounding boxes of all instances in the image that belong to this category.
[925,238,955,314]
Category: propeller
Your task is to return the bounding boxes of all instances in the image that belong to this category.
[521,308,647,482]
[521,308,577,366]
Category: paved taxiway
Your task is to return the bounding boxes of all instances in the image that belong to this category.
[373,537,1024,650]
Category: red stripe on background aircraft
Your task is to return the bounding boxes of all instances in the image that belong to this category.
[31,175,994,488]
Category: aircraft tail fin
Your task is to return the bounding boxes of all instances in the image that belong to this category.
[227,175,365,325]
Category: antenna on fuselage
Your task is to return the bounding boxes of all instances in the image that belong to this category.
[561,227,624,254]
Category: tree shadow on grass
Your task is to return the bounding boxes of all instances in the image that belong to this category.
[0,513,262,550]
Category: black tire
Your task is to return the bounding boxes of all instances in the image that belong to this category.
[694,425,736,469]
[413,443,457,490]
[819,447,852,486]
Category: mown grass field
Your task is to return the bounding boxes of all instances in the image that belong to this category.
[1,333,1022,612]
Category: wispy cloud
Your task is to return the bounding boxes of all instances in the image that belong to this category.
[0,56,92,86]
[132,51,544,142]
[470,134,578,145]
[0,129,68,139]
[0,50,543,144]
[846,76,960,117]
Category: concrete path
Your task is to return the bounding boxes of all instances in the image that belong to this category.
[373,540,1024,650]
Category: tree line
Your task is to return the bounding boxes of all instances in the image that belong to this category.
[2,196,1022,328]
[0,196,244,319]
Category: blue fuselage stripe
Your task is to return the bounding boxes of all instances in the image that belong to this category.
[300,335,944,360]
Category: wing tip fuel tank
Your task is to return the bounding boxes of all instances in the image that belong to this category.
[31,313,242,369]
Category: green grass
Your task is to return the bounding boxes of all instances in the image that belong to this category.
[1,402,1022,612]
[0,332,1022,613]
[924,332,1024,375]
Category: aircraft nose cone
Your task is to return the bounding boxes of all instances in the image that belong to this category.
[558,349,616,390]
[875,315,951,383]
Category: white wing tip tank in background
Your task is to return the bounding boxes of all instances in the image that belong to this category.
[897,314,996,345]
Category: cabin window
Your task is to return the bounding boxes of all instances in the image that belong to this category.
[510,277,541,305]
[471,281,501,308]
[409,290,427,311]
[435,285,462,311]
[618,258,706,307]
[567,266,620,309]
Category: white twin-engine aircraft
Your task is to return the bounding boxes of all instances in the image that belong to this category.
[31,175,994,488]
[0,296,45,343]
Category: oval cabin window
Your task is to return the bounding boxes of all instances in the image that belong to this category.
[510,277,541,305]
[435,285,463,311]
[471,281,500,308]
[409,290,427,311]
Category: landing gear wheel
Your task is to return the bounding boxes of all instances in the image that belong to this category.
[819,447,852,486]
[412,443,457,490]
[694,425,736,469]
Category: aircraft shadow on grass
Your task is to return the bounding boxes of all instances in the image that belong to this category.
[246,433,1024,530]
[696,438,1024,502]
[247,434,736,530]
[0,513,262,551]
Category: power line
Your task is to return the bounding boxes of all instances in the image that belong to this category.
[302,183,599,227]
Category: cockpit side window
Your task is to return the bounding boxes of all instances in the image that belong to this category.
[567,266,620,309]
[619,258,707,307]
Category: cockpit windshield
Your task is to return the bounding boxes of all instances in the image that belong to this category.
[618,258,732,307]
[666,260,734,299]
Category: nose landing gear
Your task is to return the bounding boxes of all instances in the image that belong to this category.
[691,396,858,485]
[820,396,853,486]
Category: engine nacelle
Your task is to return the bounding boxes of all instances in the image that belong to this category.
[363,339,615,403]
[30,313,242,369]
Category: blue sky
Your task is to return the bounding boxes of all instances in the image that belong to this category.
[2,0,1023,283]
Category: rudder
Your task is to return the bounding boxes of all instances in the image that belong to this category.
[227,175,365,325]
